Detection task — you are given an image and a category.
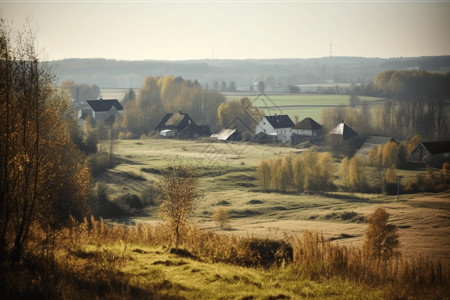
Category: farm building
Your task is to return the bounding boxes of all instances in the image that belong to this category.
[356,136,398,158]
[211,129,241,142]
[410,141,450,166]
[255,114,295,143]
[155,112,211,138]
[328,122,358,140]
[291,117,323,145]
[86,99,123,123]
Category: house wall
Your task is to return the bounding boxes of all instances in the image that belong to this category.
[92,107,122,122]
[255,118,292,143]
[292,129,313,136]
[411,145,429,162]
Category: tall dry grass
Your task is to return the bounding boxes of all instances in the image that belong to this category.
[68,217,449,298]
[6,216,442,298]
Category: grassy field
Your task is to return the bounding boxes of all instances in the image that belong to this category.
[100,88,385,123]
[99,138,450,265]
[225,93,385,122]
[77,242,387,299]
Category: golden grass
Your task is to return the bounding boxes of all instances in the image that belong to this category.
[62,217,449,299]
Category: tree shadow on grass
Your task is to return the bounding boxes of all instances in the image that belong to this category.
[324,193,387,204]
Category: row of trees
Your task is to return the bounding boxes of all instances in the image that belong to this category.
[61,80,100,105]
[0,19,91,264]
[321,98,448,141]
[257,150,335,193]
[120,75,225,136]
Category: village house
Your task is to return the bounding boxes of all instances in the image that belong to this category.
[410,141,450,166]
[155,112,210,138]
[86,98,123,123]
[255,114,295,143]
[356,136,398,158]
[291,117,323,145]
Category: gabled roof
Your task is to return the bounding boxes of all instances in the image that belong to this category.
[292,117,322,130]
[356,136,397,157]
[419,141,450,155]
[364,136,397,145]
[215,129,239,141]
[156,112,196,130]
[87,99,123,112]
[329,122,358,139]
[264,115,294,129]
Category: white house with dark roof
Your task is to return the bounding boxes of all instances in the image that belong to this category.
[255,114,295,143]
[86,99,123,122]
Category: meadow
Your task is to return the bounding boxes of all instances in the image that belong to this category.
[224,93,385,122]
[100,138,450,265]
[9,137,446,298]
[100,88,385,123]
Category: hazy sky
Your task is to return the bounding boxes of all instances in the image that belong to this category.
[1,0,449,61]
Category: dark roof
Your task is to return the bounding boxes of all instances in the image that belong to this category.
[87,99,123,112]
[292,117,322,130]
[420,141,450,155]
[264,115,294,129]
[356,136,397,157]
[364,136,397,145]
[329,122,358,139]
[155,112,196,130]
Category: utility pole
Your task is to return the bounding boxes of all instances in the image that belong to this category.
[397,175,402,201]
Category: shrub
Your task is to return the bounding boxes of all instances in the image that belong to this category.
[116,194,144,210]
[213,208,230,230]
[141,183,160,206]
[88,152,110,176]
[237,238,293,268]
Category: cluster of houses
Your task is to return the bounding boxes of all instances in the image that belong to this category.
[78,98,450,166]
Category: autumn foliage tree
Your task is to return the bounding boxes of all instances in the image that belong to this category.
[217,97,264,134]
[367,141,400,194]
[256,151,334,193]
[363,207,400,260]
[158,163,197,248]
[340,155,368,196]
[121,75,225,136]
[0,19,91,263]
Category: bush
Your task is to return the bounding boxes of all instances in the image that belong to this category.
[88,152,110,176]
[116,194,144,210]
[141,184,160,206]
[91,183,130,218]
[213,208,230,229]
[237,239,293,268]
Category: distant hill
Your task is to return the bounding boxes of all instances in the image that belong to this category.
[47,56,450,90]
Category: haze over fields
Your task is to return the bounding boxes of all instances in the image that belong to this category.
[2,1,449,61]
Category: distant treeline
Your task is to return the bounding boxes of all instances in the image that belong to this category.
[320,70,450,141]
[48,56,450,90]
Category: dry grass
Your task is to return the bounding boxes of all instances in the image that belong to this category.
[3,214,448,298]
[70,217,449,298]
